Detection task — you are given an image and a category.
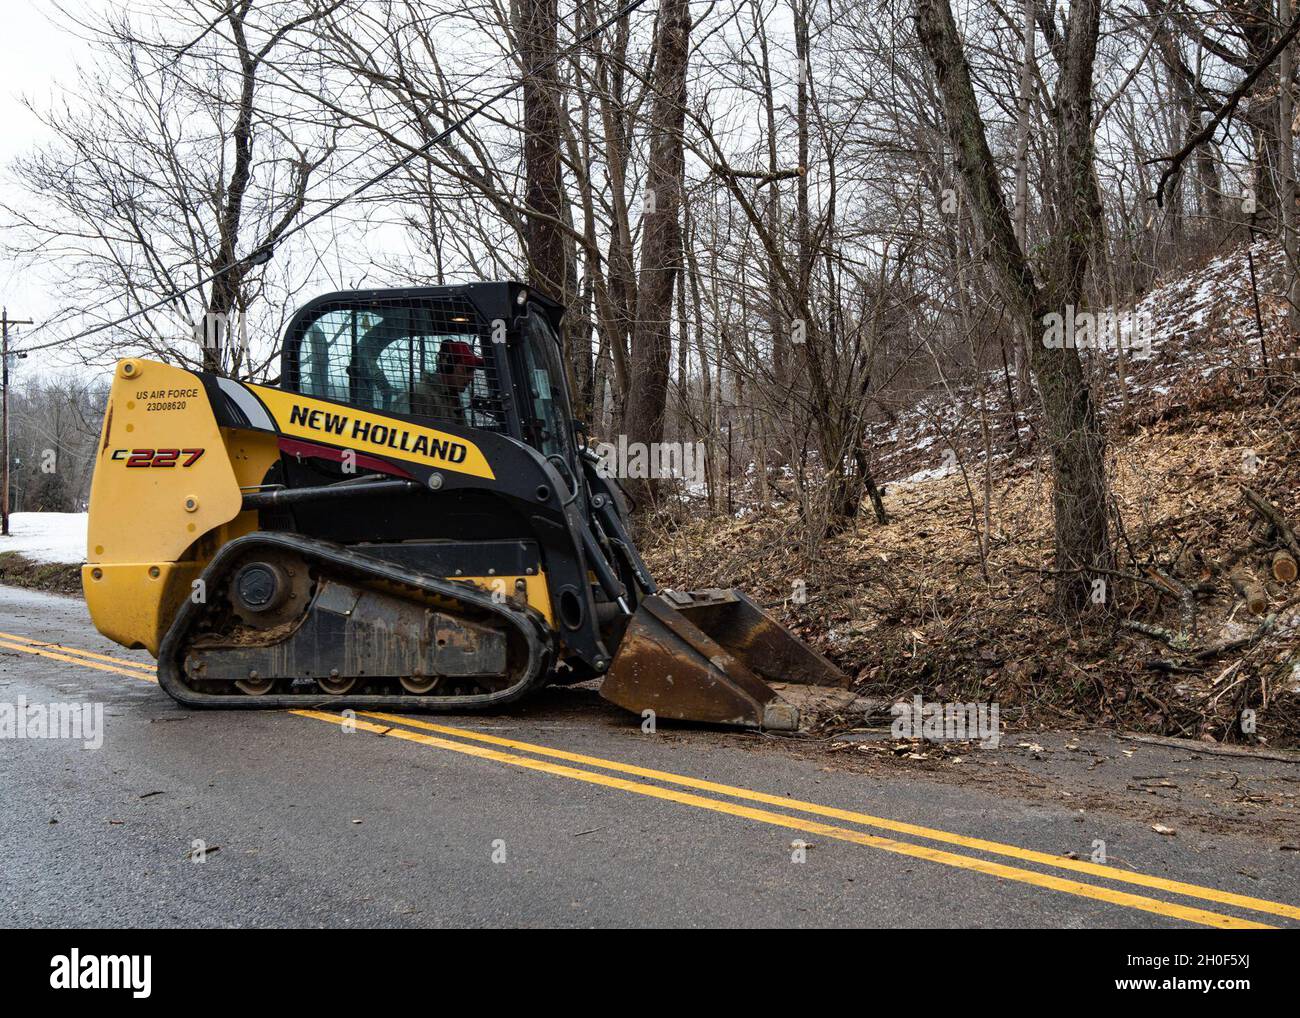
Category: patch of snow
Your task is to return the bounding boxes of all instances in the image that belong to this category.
[889,463,957,487]
[0,512,88,564]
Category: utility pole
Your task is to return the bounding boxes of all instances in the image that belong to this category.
[2,308,35,537]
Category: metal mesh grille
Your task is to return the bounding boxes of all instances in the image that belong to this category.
[295,294,505,431]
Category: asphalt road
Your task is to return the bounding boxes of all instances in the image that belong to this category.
[1,584,1297,929]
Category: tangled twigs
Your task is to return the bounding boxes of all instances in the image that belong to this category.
[1148,566,1198,643]
[1241,485,1300,560]
[1123,601,1290,667]
[1124,619,1194,652]
[1151,12,1300,207]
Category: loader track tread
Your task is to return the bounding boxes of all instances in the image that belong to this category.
[157,532,551,711]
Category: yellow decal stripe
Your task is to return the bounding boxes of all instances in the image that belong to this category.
[250,385,495,480]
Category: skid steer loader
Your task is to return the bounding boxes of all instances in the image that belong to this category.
[83,282,847,729]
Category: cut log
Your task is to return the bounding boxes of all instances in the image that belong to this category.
[1228,566,1269,615]
[1273,549,1299,583]
[1272,550,1297,582]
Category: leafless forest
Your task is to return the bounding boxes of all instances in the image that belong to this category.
[4,0,1300,742]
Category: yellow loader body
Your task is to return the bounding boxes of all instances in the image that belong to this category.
[81,282,845,727]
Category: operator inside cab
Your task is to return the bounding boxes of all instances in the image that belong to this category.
[412,340,485,426]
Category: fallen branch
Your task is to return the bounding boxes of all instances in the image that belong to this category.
[1117,732,1300,763]
[1144,658,1204,673]
[1123,619,1194,651]
[1242,485,1300,559]
[1125,610,1281,659]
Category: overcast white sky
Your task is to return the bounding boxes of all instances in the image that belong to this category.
[0,0,521,375]
[0,0,384,376]
[0,2,92,329]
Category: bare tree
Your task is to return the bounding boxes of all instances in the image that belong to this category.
[2,0,339,377]
[917,0,1112,610]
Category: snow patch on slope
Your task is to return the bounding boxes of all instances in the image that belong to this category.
[0,512,88,564]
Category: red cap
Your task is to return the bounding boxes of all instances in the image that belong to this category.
[440,340,485,369]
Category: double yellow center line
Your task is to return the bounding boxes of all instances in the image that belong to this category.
[0,631,158,681]
[2,629,1295,929]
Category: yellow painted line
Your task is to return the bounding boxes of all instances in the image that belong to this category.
[0,638,158,682]
[11,632,1287,929]
[301,710,1272,929]
[0,631,155,674]
[364,711,1300,924]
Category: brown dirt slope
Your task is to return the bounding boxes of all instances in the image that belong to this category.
[640,245,1300,747]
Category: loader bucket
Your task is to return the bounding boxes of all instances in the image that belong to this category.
[598,588,848,730]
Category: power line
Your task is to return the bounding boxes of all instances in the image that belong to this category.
[13,0,652,358]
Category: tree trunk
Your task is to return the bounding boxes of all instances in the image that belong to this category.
[205,1,260,376]
[518,0,574,314]
[1280,0,1300,332]
[622,0,691,505]
[519,0,565,298]
[916,0,1112,611]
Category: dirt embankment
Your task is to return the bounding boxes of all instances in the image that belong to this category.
[0,552,83,596]
[640,363,1300,747]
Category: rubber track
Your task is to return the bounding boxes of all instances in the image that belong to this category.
[156,532,551,710]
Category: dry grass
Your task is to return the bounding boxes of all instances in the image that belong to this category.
[0,552,83,596]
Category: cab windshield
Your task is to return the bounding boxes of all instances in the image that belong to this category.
[293,296,504,431]
[519,307,575,463]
